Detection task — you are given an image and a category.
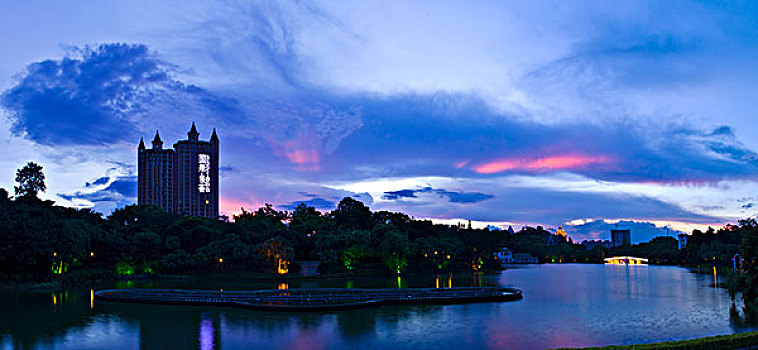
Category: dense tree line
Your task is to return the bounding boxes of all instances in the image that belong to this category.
[0,192,507,281]
[0,184,607,282]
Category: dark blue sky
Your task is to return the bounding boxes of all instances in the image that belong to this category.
[1,1,758,242]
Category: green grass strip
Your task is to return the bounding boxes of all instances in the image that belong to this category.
[561,331,758,350]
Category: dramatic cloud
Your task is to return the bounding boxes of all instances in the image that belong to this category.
[329,93,758,185]
[0,43,246,145]
[383,186,493,204]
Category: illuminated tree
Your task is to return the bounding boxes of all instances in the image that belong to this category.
[379,225,410,273]
[14,162,46,197]
[258,236,294,274]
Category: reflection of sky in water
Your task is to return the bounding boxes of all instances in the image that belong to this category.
[2,265,756,349]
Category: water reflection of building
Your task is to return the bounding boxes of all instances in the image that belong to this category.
[610,227,631,247]
[136,306,222,349]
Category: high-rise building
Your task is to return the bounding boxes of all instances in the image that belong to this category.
[610,227,631,247]
[138,123,219,218]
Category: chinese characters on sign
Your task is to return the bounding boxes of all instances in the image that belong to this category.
[198,154,211,193]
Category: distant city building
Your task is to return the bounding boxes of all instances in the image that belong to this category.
[581,240,612,250]
[138,123,219,218]
[495,247,513,265]
[610,227,631,247]
[512,253,539,264]
[677,234,688,250]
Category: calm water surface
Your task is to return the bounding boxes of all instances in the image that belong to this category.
[1,264,754,349]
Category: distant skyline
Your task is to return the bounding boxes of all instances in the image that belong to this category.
[2,1,758,243]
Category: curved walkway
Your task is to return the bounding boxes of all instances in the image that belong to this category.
[95,287,523,311]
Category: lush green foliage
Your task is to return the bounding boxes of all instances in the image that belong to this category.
[0,190,520,281]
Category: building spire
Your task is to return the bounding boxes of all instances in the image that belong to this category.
[210,128,218,143]
[138,137,145,150]
[188,121,199,141]
[152,130,163,149]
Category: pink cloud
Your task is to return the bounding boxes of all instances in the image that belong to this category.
[473,154,613,174]
[268,130,321,171]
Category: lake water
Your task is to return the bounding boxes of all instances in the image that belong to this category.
[1,264,754,349]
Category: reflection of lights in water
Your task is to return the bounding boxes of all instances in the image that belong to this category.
[397,276,402,289]
[52,293,57,306]
[278,283,288,290]
[346,280,354,289]
[435,275,440,289]
[713,266,718,296]
[448,273,453,288]
[90,289,94,310]
[199,316,214,350]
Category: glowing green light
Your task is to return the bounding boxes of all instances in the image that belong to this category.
[116,261,135,276]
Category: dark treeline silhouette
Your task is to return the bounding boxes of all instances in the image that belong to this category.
[3,183,739,283]
[0,183,610,283]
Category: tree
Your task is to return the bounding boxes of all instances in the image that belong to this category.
[14,162,46,197]
[258,236,294,274]
[740,219,758,304]
[331,197,373,231]
[234,204,287,244]
[379,225,410,273]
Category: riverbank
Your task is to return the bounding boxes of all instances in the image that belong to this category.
[563,331,758,350]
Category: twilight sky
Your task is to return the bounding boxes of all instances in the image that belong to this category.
[2,0,758,243]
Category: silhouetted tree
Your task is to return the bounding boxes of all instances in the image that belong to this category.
[332,197,373,231]
[14,162,46,197]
